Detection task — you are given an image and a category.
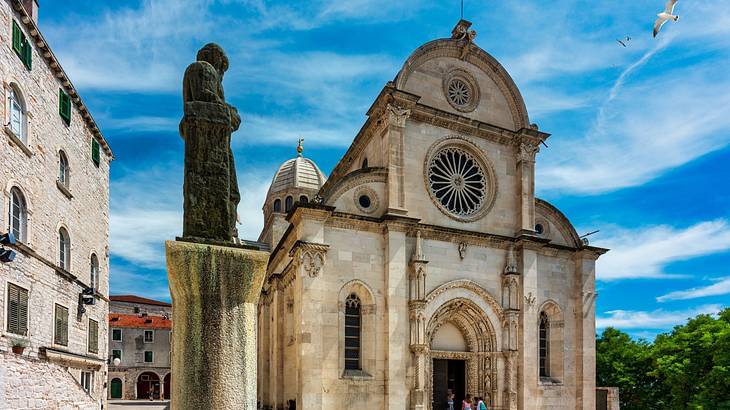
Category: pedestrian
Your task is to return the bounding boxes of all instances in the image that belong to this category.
[476,396,487,410]
[447,389,454,410]
[462,394,472,410]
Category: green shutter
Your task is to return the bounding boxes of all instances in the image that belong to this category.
[91,138,100,167]
[88,320,99,353]
[59,89,71,124]
[54,304,68,346]
[12,21,22,55]
[22,38,32,70]
[6,284,28,336]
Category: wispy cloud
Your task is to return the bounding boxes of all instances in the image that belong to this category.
[595,220,730,281]
[657,277,730,302]
[597,304,722,330]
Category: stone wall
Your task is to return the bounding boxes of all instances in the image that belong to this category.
[0,0,111,407]
[0,352,99,409]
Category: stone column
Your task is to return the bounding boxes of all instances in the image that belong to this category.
[515,139,539,233]
[383,104,411,216]
[517,241,540,410]
[384,222,409,410]
[409,230,428,410]
[575,251,599,410]
[166,239,268,410]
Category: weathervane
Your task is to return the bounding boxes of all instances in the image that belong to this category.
[297,137,304,157]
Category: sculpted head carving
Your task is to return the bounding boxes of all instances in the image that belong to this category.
[196,43,229,76]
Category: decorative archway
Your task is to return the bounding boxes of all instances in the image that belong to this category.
[163,373,171,400]
[426,298,499,408]
[137,372,161,399]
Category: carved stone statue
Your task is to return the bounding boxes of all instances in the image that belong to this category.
[179,43,241,241]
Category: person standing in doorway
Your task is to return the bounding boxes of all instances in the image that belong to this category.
[447,389,454,410]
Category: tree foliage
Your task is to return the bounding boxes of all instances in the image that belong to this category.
[596,308,730,410]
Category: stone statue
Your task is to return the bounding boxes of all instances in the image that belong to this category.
[180,43,241,241]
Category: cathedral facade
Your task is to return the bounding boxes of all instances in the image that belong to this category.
[257,20,607,410]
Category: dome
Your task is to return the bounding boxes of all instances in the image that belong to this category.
[268,155,327,195]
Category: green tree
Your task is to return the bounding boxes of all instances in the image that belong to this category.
[596,308,730,410]
[596,327,657,409]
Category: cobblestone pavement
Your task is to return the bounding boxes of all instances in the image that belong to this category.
[108,400,170,410]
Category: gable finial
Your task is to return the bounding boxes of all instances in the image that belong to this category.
[297,137,304,157]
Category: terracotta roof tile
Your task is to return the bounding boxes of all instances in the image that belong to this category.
[110,295,172,307]
[108,313,172,329]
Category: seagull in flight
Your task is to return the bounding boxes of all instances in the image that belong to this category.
[653,0,679,37]
[616,36,631,47]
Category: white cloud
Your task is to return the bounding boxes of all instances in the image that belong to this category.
[657,277,730,302]
[109,267,172,301]
[594,220,730,281]
[597,304,722,329]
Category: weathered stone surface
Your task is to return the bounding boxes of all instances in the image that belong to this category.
[180,43,241,242]
[166,239,268,410]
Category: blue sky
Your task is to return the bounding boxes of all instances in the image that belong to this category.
[39,0,729,340]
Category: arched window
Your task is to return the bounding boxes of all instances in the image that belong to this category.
[273,199,282,213]
[7,85,26,144]
[299,195,308,205]
[58,151,69,188]
[344,294,361,370]
[90,253,99,290]
[9,187,27,242]
[59,227,70,270]
[361,158,368,169]
[285,196,293,212]
[539,312,549,377]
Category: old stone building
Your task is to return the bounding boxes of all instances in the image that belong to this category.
[0,0,113,409]
[257,20,607,410]
[107,295,172,401]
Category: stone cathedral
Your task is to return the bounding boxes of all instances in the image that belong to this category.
[257,20,607,410]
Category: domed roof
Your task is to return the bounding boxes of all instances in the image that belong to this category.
[267,140,327,197]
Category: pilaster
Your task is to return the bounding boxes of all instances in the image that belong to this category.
[515,133,540,233]
[384,222,409,410]
[408,230,428,410]
[382,103,412,216]
[574,250,599,410]
[516,239,541,410]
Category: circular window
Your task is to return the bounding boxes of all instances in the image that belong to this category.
[424,137,497,222]
[358,195,371,209]
[535,224,544,234]
[443,69,480,113]
[354,186,379,214]
[428,147,486,218]
[447,78,471,107]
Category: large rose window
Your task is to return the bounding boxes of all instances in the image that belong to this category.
[427,146,487,218]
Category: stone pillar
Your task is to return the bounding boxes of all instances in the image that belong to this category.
[517,241,540,410]
[409,230,428,410]
[515,139,539,233]
[575,251,599,410]
[384,223,409,410]
[383,104,411,216]
[166,239,268,410]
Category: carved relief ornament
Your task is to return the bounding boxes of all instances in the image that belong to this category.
[385,103,411,128]
[518,142,540,163]
[290,241,329,278]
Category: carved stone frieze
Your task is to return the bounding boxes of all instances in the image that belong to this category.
[289,241,329,278]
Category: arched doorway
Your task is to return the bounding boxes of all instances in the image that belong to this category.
[427,298,499,409]
[110,378,123,399]
[137,372,161,399]
[163,373,171,400]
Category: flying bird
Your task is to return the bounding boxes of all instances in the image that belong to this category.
[653,0,679,37]
[616,36,631,47]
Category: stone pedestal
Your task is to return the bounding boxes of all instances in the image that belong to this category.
[166,239,268,410]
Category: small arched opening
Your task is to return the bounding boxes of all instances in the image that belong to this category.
[137,372,161,400]
[110,378,123,399]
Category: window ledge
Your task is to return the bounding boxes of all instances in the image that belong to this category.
[539,377,563,386]
[341,369,373,380]
[4,126,32,157]
[56,180,73,199]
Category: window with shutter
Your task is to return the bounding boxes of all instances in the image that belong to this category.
[54,304,69,346]
[88,319,99,354]
[59,89,71,124]
[91,138,100,167]
[21,39,31,70]
[6,283,29,336]
[12,20,22,56]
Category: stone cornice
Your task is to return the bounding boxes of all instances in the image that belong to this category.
[10,0,113,159]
